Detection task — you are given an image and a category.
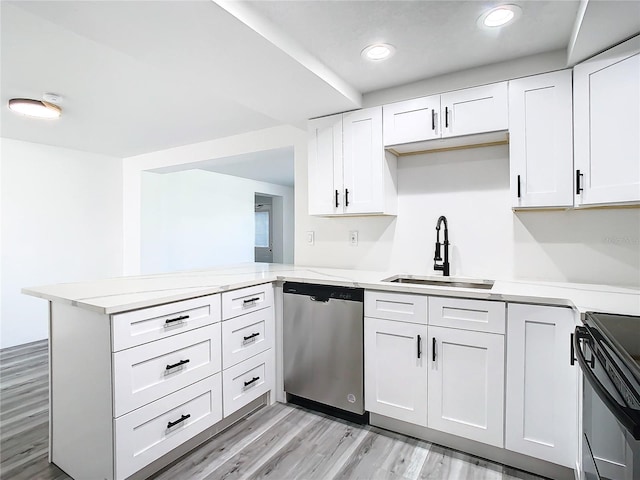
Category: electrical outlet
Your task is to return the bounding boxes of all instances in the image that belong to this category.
[306,231,315,245]
[349,231,358,246]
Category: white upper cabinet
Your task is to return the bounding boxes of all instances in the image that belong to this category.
[308,113,343,215]
[574,35,640,206]
[308,106,397,216]
[509,70,574,208]
[441,82,508,138]
[383,95,441,145]
[383,82,508,149]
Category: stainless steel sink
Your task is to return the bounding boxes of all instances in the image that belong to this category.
[382,275,494,290]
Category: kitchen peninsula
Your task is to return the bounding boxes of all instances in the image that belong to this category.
[23,263,640,480]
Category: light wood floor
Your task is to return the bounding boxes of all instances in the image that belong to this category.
[0,340,546,480]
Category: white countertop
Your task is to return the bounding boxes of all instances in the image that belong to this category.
[22,263,640,317]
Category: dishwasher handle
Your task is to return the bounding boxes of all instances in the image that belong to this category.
[310,296,329,303]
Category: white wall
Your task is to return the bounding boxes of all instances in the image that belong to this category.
[124,125,305,275]
[141,169,293,274]
[295,144,640,288]
[0,138,123,348]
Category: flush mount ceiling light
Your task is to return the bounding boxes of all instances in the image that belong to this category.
[478,4,522,28]
[361,43,396,61]
[8,97,62,119]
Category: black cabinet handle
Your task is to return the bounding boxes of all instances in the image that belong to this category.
[166,359,190,371]
[165,315,189,325]
[445,107,449,128]
[431,109,436,131]
[244,376,260,387]
[243,332,260,341]
[167,414,190,429]
[335,189,340,208]
[570,332,576,366]
[243,297,260,304]
[576,170,584,194]
[517,175,521,198]
[345,189,350,207]
[432,337,437,362]
[417,335,422,359]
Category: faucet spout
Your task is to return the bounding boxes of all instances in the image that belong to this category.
[434,216,450,276]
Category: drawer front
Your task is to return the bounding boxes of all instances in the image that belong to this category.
[113,324,222,417]
[222,307,274,370]
[112,295,221,351]
[115,373,222,480]
[222,349,274,417]
[221,283,274,320]
[429,297,505,334]
[365,291,427,324]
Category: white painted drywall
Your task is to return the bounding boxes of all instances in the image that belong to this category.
[140,169,293,274]
[124,125,304,274]
[0,138,123,348]
[295,144,640,288]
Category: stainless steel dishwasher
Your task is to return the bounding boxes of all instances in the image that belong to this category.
[283,282,365,421]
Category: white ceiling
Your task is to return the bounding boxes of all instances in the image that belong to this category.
[152,146,295,187]
[1,0,639,166]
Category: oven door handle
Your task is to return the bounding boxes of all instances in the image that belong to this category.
[574,327,640,441]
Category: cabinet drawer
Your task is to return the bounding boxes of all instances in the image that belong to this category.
[112,295,221,351]
[222,307,274,370]
[222,349,274,417]
[222,283,274,320]
[365,291,427,324]
[429,297,505,334]
[113,324,222,417]
[114,373,222,480]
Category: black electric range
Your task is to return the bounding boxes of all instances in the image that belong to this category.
[575,311,640,480]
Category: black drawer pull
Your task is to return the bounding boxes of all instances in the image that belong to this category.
[166,359,190,371]
[417,335,422,359]
[517,175,521,198]
[243,297,260,305]
[243,332,260,341]
[165,315,189,325]
[432,337,437,362]
[244,376,260,387]
[167,414,190,429]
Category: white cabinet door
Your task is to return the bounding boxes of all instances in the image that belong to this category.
[440,82,508,138]
[308,114,343,215]
[383,96,441,146]
[506,304,577,468]
[509,70,574,208]
[364,317,427,426]
[574,36,640,206]
[343,106,386,214]
[427,326,505,447]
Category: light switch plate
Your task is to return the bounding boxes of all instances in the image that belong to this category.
[349,231,358,246]
[306,231,315,245]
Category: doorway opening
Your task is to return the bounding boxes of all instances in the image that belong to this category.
[255,194,284,263]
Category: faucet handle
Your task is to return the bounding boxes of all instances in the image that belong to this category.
[434,242,442,261]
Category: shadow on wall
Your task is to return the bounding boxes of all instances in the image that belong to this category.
[513,208,640,288]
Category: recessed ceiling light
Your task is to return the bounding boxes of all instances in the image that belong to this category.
[478,5,522,28]
[8,98,62,119]
[361,43,395,61]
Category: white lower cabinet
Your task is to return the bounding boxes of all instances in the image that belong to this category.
[114,373,222,480]
[427,325,505,447]
[364,316,427,425]
[222,348,274,417]
[505,304,577,468]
